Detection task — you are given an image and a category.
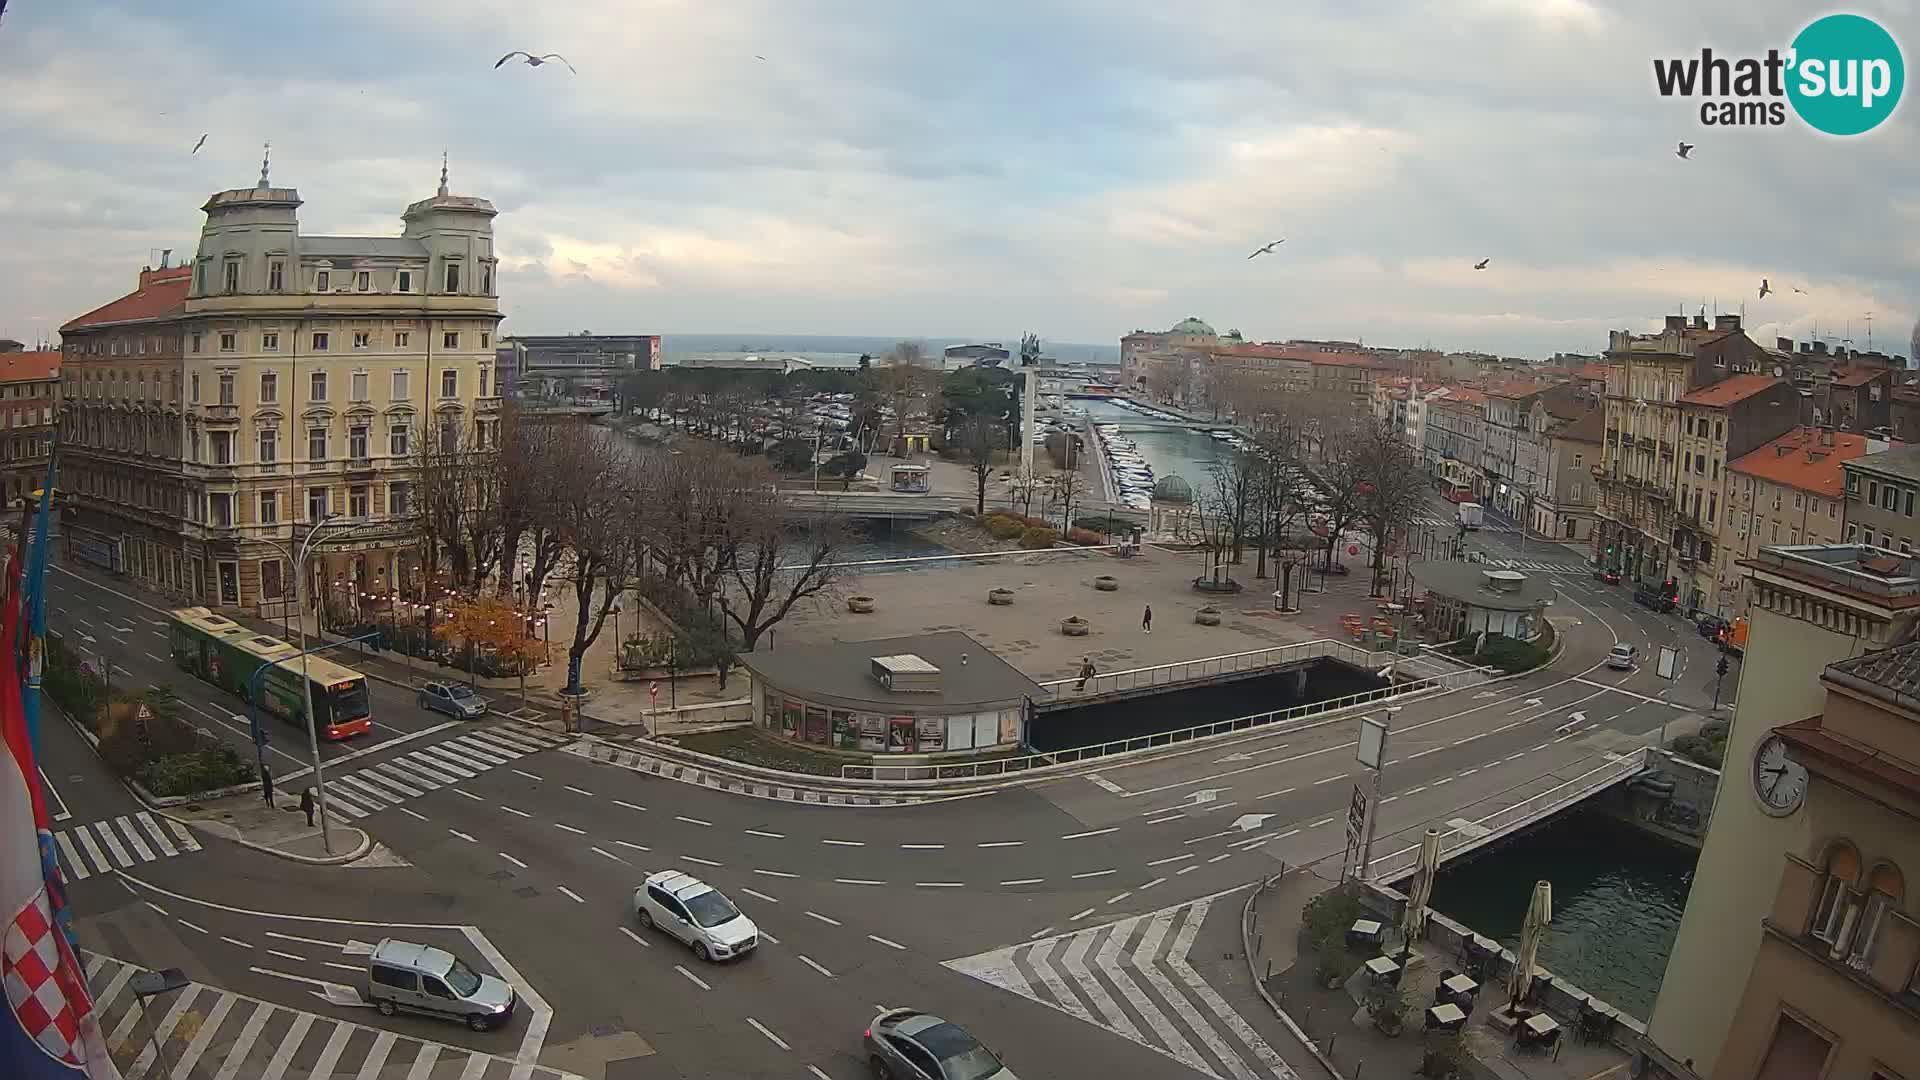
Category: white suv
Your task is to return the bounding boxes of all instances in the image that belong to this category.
[632,870,759,962]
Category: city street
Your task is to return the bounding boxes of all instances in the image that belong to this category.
[38,528,1725,1079]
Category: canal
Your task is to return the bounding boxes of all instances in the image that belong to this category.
[1030,658,1386,752]
[1426,808,1697,1020]
[1076,398,1228,493]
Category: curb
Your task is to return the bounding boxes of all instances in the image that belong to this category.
[1242,871,1347,1080]
[167,809,376,866]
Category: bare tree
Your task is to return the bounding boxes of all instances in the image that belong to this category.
[1209,449,1260,565]
[494,409,577,603]
[717,502,848,652]
[1005,469,1042,519]
[1353,427,1424,597]
[411,423,504,593]
[1313,415,1372,573]
[1045,467,1088,531]
[958,416,1000,516]
[1181,468,1242,589]
[550,432,641,695]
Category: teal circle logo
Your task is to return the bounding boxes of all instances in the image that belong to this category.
[1786,14,1904,135]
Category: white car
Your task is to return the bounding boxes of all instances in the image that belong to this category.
[632,870,759,962]
[1606,643,1636,670]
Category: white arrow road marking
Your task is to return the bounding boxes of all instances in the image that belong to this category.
[1228,813,1273,833]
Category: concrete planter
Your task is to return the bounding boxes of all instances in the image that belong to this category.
[1093,575,1120,592]
[1195,606,1223,626]
[1061,616,1090,636]
[987,588,1015,606]
[847,596,876,614]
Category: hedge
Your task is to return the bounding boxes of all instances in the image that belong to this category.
[1018,526,1059,549]
[985,516,1026,540]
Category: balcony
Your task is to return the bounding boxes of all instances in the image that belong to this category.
[198,404,240,424]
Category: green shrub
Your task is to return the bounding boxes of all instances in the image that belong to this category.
[768,438,814,472]
[985,516,1026,540]
[140,744,254,798]
[1018,526,1059,549]
[1074,515,1133,536]
[1447,632,1549,674]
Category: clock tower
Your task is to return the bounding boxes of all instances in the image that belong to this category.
[1648,544,1920,1076]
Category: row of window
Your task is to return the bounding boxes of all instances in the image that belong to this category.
[1846,523,1915,555]
[191,417,497,465]
[192,328,490,355]
[201,482,413,528]
[188,366,487,406]
[1681,414,1726,442]
[1847,472,1920,519]
[208,259,492,297]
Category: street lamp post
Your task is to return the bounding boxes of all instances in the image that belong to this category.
[130,967,189,1077]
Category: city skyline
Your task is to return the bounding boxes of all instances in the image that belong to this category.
[0,1,1915,358]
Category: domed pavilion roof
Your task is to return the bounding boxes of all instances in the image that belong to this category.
[1167,317,1216,336]
[1152,474,1195,504]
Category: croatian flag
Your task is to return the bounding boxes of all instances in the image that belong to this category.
[2,553,118,1078]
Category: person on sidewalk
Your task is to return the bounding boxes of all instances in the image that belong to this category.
[300,787,315,828]
[1142,605,1153,633]
[1076,657,1097,691]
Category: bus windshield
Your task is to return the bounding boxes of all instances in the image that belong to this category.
[323,679,371,725]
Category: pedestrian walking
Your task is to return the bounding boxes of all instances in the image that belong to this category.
[1142,605,1153,633]
[300,787,315,828]
[1076,656,1097,691]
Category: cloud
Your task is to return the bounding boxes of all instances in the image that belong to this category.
[0,0,1914,357]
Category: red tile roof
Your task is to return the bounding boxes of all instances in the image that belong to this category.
[61,266,192,332]
[1576,363,1611,382]
[1829,365,1889,388]
[1555,408,1605,444]
[0,351,60,384]
[1678,373,1783,408]
[1730,427,1889,497]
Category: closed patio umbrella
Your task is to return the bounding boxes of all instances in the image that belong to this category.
[1400,827,1443,946]
[1508,880,1552,1011]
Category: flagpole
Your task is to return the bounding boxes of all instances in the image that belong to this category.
[21,438,57,756]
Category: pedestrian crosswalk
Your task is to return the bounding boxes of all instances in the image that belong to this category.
[1413,512,1519,534]
[313,726,571,819]
[82,951,582,1080]
[54,812,202,882]
[946,897,1297,1080]
[1485,557,1590,576]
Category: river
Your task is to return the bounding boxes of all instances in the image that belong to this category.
[1425,808,1696,1020]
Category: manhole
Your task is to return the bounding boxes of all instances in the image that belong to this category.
[513,885,540,899]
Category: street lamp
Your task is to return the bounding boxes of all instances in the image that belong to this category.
[129,967,188,1077]
[251,513,357,855]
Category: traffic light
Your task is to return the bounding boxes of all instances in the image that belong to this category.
[1716,652,1730,678]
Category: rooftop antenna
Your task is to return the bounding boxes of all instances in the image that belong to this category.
[438,150,449,197]
[257,141,271,188]
[1865,311,1874,351]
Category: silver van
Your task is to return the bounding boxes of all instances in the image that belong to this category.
[365,939,516,1031]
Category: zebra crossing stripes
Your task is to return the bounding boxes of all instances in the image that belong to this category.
[53,813,202,880]
[83,952,583,1080]
[946,898,1298,1080]
[1486,557,1590,576]
[314,726,568,819]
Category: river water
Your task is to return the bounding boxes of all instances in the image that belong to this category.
[1076,398,1229,497]
[1425,809,1696,1020]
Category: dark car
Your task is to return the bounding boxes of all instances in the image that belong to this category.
[1633,584,1676,613]
[865,1009,1016,1080]
[1695,613,1728,640]
[1591,565,1621,585]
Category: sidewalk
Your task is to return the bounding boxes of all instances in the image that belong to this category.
[173,789,376,864]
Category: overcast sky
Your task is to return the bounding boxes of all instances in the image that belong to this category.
[2,0,1916,358]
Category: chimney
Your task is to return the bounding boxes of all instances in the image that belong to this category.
[1777,337,1793,351]
[1692,314,1709,330]
[1821,428,1835,447]
[1664,315,1686,332]
[160,248,172,269]
[1800,342,1812,354]
[1777,443,1791,457]
[1814,341,1829,356]
[1715,314,1742,332]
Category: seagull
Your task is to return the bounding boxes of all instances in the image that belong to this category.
[1473,258,1490,270]
[495,51,576,74]
[755,54,767,60]
[1676,141,1694,159]
[1758,278,1772,299]
[1246,239,1285,260]
[191,133,207,155]
[1792,286,1808,294]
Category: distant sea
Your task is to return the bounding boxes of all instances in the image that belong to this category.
[661,333,1120,370]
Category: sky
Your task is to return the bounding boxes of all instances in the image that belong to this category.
[2,0,1917,359]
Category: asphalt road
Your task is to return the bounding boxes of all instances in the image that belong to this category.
[41,523,1729,1080]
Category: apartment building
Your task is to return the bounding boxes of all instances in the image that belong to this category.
[1711,642,1920,1077]
[1596,314,1767,589]
[1648,545,1920,1075]
[1722,428,1874,617]
[1535,408,1602,542]
[0,349,61,508]
[1669,375,1798,611]
[58,160,503,616]
[1844,445,1920,554]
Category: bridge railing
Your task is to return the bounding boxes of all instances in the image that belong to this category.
[1365,747,1650,882]
[841,660,1485,783]
[1035,639,1375,700]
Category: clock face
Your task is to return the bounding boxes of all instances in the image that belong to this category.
[1752,735,1808,816]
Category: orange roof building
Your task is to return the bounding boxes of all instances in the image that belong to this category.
[60,265,191,332]
[1729,427,1886,555]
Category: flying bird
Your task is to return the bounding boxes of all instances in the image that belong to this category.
[1792,286,1808,294]
[1758,278,1772,299]
[191,133,207,155]
[1676,141,1694,159]
[495,51,576,74]
[1246,239,1285,260]
[1473,258,1490,270]
[755,54,767,60]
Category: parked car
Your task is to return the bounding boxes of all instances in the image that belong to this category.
[418,681,488,719]
[1606,643,1637,670]
[1591,564,1621,585]
[866,1009,1016,1080]
[632,870,759,962]
[1695,613,1728,640]
[364,939,515,1031]
[1633,584,1676,613]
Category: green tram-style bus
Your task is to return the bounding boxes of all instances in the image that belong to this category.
[167,607,373,740]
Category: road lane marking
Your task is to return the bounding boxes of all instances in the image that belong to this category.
[1410,747,1445,759]
[1060,827,1119,840]
[808,1067,834,1080]
[554,823,586,835]
[1312,774,1346,785]
[500,853,527,868]
[613,799,646,812]
[591,847,627,865]
[675,965,712,991]
[557,886,586,904]
[616,840,652,852]
[1146,814,1187,825]
[1139,877,1166,890]
[835,878,884,886]
[1507,753,1526,761]
[1148,853,1196,867]
[220,936,252,950]
[1405,785,1427,795]
[448,829,477,843]
[681,855,722,867]
[1068,908,1096,921]
[798,955,835,978]
[564,785,593,796]
[500,806,531,818]
[395,806,428,821]
[179,920,207,934]
[1106,891,1132,905]
[143,901,169,917]
[264,931,340,949]
[740,888,780,904]
[1256,787,1297,800]
[511,768,542,781]
[806,911,842,926]
[675,815,712,827]
[868,935,906,950]
[1071,869,1116,879]
[744,829,785,839]
[915,882,965,888]
[1208,853,1233,863]
[747,1018,790,1051]
[1178,866,1200,875]
[754,869,798,878]
[821,838,864,847]
[619,926,651,948]
[452,789,484,801]
[266,949,305,963]
[1000,878,1045,886]
[1310,818,1334,827]
[1380,796,1399,804]
[900,843,944,850]
[977,841,1022,848]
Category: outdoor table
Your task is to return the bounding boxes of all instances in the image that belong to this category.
[1425,1003,1466,1032]
[1442,973,1479,1000]
[1347,919,1383,948]
[1520,1011,1561,1048]
[1363,955,1400,984]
